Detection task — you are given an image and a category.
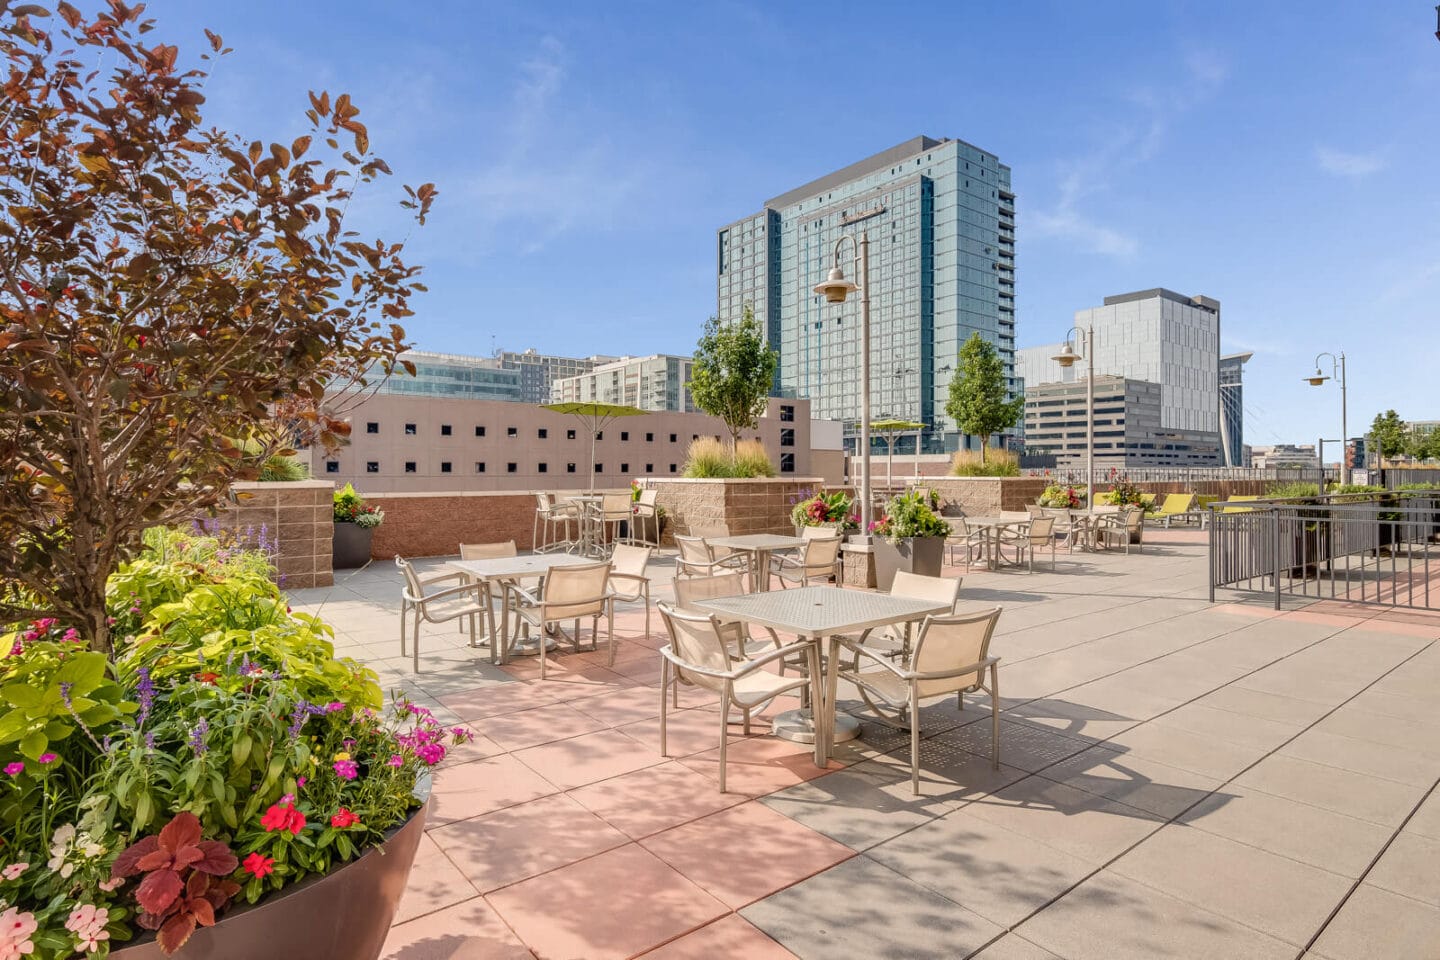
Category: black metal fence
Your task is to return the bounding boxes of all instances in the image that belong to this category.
[1026,466,1337,484]
[1208,493,1440,610]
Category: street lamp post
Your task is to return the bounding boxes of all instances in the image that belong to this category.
[813,232,874,533]
[1052,326,1096,515]
[1305,352,1349,485]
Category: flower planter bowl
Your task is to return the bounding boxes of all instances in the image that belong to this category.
[111,799,427,960]
[333,521,374,569]
[871,535,945,592]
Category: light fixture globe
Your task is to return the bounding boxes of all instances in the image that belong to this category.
[1051,341,1080,368]
[813,267,858,304]
[1305,368,1329,386]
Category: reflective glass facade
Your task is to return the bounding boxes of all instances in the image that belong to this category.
[717,136,1015,453]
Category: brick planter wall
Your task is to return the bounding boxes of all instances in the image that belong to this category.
[217,480,334,588]
[643,478,843,545]
[367,489,632,559]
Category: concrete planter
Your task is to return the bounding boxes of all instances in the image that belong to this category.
[645,478,842,545]
[333,521,374,569]
[871,536,946,591]
[112,799,427,960]
[793,522,852,539]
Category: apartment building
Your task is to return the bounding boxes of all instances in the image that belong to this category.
[550,354,697,412]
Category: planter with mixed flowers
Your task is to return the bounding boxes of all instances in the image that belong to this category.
[332,484,384,569]
[869,491,952,590]
[790,490,858,537]
[1,527,466,959]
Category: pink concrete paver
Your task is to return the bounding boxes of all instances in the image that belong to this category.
[477,701,612,752]
[427,752,559,827]
[635,914,801,959]
[381,896,534,960]
[567,760,748,840]
[640,800,856,909]
[513,727,668,790]
[395,832,481,924]
[440,681,562,720]
[487,844,729,960]
[431,792,629,892]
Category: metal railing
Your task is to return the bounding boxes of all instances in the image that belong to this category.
[1208,492,1440,610]
[1023,466,1338,484]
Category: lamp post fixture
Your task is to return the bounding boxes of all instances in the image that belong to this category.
[813,232,874,533]
[1304,351,1349,485]
[1052,325,1096,515]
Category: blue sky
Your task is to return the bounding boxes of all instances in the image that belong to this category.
[161,1,1439,447]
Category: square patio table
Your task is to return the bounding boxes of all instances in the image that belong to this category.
[705,533,806,592]
[963,516,1030,570]
[448,554,598,663]
[689,585,952,766]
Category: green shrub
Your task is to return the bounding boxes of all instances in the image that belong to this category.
[1265,481,1321,500]
[873,491,952,540]
[791,490,856,529]
[949,448,1020,477]
[333,482,384,527]
[258,455,309,482]
[682,437,776,478]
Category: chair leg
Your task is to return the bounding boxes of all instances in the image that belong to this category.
[909,688,922,795]
[538,622,548,680]
[399,602,408,655]
[659,660,670,756]
[606,605,616,667]
[718,688,731,794]
[743,707,751,736]
[411,616,421,673]
[643,584,651,642]
[990,663,1001,770]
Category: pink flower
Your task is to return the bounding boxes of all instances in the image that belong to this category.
[279,793,295,806]
[330,808,360,829]
[36,753,56,764]
[325,702,345,713]
[296,777,307,790]
[0,906,37,957]
[386,754,403,768]
[64,904,109,953]
[2,763,21,777]
[416,742,445,766]
[0,864,26,881]
[332,759,358,780]
[98,877,123,892]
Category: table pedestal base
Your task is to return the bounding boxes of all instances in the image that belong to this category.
[771,708,861,745]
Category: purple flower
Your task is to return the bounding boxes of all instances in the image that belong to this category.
[188,718,209,756]
[3,762,22,776]
[415,743,445,766]
[135,668,155,726]
[333,759,359,780]
[144,731,156,751]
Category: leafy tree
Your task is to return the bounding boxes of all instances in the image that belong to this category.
[1370,410,1408,463]
[945,332,1024,463]
[0,3,433,653]
[690,305,778,449]
[1404,428,1438,463]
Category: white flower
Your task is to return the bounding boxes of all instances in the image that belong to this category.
[80,842,104,859]
[48,823,78,878]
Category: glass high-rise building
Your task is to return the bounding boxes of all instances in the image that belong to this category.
[1219,351,1251,468]
[717,135,1016,454]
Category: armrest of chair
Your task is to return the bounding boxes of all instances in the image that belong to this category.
[413,581,486,605]
[729,640,816,678]
[835,636,909,678]
[504,581,542,608]
[907,655,1000,683]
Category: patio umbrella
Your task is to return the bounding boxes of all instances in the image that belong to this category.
[870,418,927,487]
[540,402,649,491]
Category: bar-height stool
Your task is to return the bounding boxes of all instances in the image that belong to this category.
[533,493,577,553]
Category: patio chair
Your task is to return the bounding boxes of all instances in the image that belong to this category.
[600,492,632,548]
[632,488,660,546]
[671,571,796,704]
[395,556,488,673]
[851,570,962,664]
[945,517,987,567]
[533,493,577,553]
[1095,506,1144,553]
[674,534,750,584]
[769,534,842,589]
[1154,493,1198,528]
[998,516,1057,572]
[606,543,654,641]
[457,541,518,647]
[508,560,614,678]
[656,603,818,793]
[839,607,1003,793]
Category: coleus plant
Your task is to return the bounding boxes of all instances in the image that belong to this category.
[111,812,240,955]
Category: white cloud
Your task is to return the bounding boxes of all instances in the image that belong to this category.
[457,37,646,254]
[1315,146,1387,178]
[1029,47,1228,259]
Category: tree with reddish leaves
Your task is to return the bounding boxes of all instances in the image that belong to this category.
[0,2,435,653]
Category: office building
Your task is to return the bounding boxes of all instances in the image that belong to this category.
[550,354,697,412]
[1022,376,1222,469]
[717,135,1016,454]
[367,350,521,402]
[312,395,814,492]
[1250,444,1318,469]
[1018,288,1223,465]
[1219,351,1251,468]
[497,348,616,405]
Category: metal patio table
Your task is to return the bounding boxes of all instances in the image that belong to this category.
[705,533,806,592]
[690,585,952,766]
[449,553,597,663]
[964,516,1031,570]
[566,494,606,557]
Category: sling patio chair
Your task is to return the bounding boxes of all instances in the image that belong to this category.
[998,515,1057,572]
[508,560,614,678]
[769,534,842,589]
[1095,506,1145,553]
[849,570,963,666]
[395,556,488,673]
[606,543,654,641]
[839,607,1004,793]
[457,540,519,648]
[656,603,818,793]
[674,534,751,585]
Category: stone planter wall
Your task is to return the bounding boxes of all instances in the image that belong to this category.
[642,478,848,546]
[215,480,334,588]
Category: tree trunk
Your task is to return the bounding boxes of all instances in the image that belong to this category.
[979,438,989,464]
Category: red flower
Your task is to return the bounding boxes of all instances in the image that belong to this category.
[242,852,274,878]
[329,808,360,829]
[194,672,219,685]
[259,802,306,835]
